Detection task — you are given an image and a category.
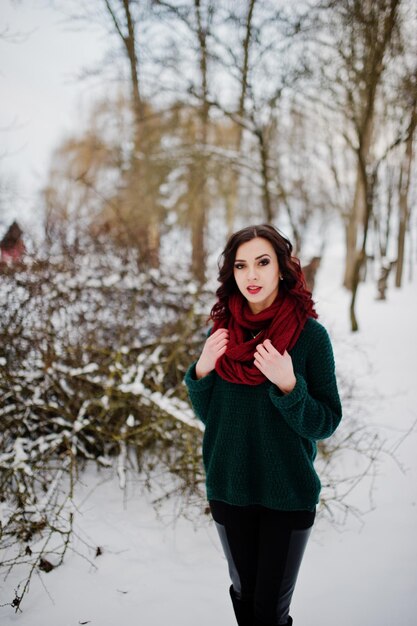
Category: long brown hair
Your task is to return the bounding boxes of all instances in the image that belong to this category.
[210,224,316,321]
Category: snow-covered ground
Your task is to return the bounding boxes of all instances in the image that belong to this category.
[1,248,416,626]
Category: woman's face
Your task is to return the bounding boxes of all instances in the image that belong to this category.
[233,237,280,313]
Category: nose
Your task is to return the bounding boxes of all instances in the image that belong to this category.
[247,265,259,281]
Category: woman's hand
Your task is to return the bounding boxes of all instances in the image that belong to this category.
[195,329,229,379]
[253,339,296,393]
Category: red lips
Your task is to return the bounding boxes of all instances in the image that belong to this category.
[247,286,262,294]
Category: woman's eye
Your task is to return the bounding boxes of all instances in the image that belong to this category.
[259,258,270,266]
[234,263,245,270]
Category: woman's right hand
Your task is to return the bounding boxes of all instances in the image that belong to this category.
[195,328,229,379]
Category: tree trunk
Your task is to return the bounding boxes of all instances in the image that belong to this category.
[226,0,257,234]
[121,0,144,124]
[349,155,376,331]
[107,0,160,266]
[339,0,401,293]
[343,169,366,289]
[189,0,210,284]
[343,104,374,290]
[349,250,364,332]
[395,101,416,287]
[257,128,273,222]
[191,180,206,284]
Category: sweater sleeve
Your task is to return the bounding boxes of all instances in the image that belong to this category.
[184,362,216,426]
[268,323,342,441]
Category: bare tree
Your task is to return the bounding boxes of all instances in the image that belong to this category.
[305,0,407,328]
[103,0,161,265]
[63,0,167,265]
[222,0,257,233]
[41,94,178,261]
[152,0,219,283]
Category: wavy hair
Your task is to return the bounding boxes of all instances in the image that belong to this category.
[210,224,317,321]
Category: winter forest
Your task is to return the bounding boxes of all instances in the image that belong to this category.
[1,1,417,625]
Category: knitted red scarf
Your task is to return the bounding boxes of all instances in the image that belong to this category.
[212,289,317,385]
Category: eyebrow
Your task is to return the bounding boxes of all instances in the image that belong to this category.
[234,254,271,262]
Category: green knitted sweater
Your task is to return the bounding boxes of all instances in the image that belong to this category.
[185,318,342,512]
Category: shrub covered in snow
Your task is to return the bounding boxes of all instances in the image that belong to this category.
[0,252,209,609]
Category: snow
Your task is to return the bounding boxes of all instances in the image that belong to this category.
[126,415,135,428]
[1,249,417,626]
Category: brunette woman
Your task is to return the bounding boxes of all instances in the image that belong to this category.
[184,224,342,626]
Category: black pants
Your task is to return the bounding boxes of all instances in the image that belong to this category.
[210,500,315,626]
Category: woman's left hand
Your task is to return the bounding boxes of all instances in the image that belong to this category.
[253,339,296,394]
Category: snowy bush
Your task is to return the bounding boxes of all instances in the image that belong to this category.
[0,253,208,610]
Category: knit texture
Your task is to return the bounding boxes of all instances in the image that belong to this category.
[184,318,342,512]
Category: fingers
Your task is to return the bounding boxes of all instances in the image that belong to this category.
[253,341,295,389]
[208,328,229,343]
[210,328,229,338]
[196,329,229,379]
[218,343,228,357]
[208,329,228,348]
[204,329,228,360]
[255,338,277,358]
[253,340,283,371]
[255,343,268,357]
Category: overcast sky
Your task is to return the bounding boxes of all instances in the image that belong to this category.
[0,0,108,234]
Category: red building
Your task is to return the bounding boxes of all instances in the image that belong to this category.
[0,221,25,263]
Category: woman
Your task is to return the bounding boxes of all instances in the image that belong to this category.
[184,224,342,626]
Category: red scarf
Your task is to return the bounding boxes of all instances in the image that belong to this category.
[212,290,317,385]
